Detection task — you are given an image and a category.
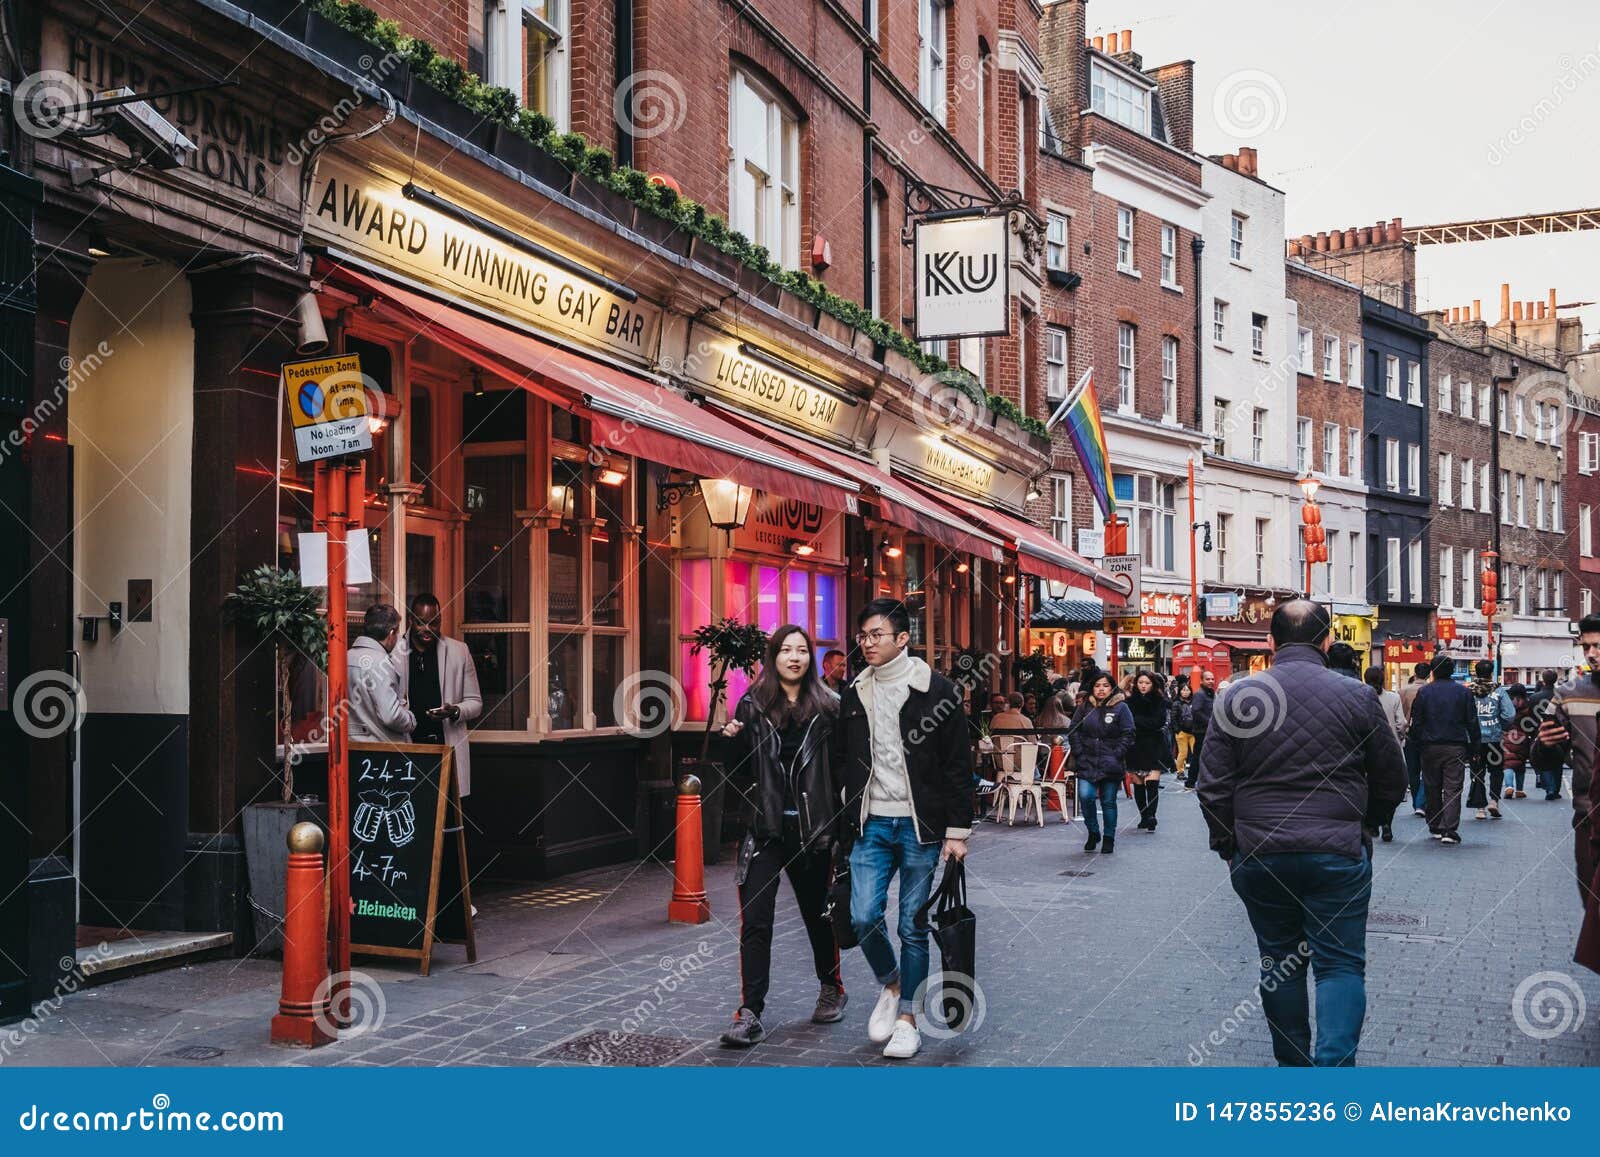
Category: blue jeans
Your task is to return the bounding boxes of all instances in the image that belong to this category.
[850,816,941,1017]
[1404,739,1425,812]
[1229,850,1373,1067]
[1077,778,1119,837]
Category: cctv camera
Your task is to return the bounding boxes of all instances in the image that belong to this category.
[95,88,197,171]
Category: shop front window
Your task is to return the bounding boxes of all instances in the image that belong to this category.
[679,555,844,723]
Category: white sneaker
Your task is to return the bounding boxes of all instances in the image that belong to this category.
[1474,808,1487,821]
[882,1019,922,1059]
[867,986,900,1044]
[1413,808,1426,817]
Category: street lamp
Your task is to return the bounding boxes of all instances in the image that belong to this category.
[656,476,756,530]
[698,477,756,530]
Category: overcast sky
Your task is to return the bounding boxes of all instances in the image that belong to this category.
[1094,0,1600,348]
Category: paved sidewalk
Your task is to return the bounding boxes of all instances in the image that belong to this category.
[5,783,1597,1068]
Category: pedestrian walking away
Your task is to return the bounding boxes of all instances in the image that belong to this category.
[717,625,846,1047]
[1069,670,1134,854]
[834,599,972,1060]
[1127,671,1172,832]
[1364,666,1406,842]
[1410,653,1480,844]
[1466,660,1512,821]
[1398,661,1430,816]
[1182,670,1216,789]
[1196,600,1406,1067]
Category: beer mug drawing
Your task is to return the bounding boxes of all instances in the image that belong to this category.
[353,791,386,843]
[385,792,417,847]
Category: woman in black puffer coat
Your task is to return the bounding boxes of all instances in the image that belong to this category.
[1069,669,1134,854]
[1127,671,1173,833]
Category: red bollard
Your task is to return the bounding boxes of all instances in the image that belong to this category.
[668,775,712,924]
[270,822,335,1047]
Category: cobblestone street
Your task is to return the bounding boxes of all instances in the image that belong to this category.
[8,783,1597,1069]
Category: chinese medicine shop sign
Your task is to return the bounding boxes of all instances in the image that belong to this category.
[284,354,372,463]
[914,214,1009,341]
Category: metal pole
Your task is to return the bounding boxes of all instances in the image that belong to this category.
[319,461,355,1025]
[1188,458,1199,631]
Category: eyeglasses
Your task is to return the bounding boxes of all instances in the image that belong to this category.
[854,630,893,646]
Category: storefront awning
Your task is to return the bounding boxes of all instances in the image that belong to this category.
[926,489,1131,601]
[1032,597,1105,628]
[708,407,1006,562]
[327,264,860,514]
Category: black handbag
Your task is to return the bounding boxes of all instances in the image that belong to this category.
[823,859,857,950]
[914,859,978,1033]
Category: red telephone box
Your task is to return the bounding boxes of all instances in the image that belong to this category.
[1173,637,1232,689]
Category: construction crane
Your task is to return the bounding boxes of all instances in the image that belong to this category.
[1403,208,1600,247]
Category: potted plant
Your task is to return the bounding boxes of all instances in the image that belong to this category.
[224,566,329,953]
[684,617,767,863]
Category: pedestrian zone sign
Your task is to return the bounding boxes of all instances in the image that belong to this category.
[285,354,372,464]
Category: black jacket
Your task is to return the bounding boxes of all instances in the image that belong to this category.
[1128,690,1174,771]
[1196,645,1407,862]
[833,657,974,846]
[1410,678,1482,748]
[1191,686,1216,733]
[724,691,840,849]
[1069,692,1135,783]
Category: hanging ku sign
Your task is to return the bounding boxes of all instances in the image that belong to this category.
[913,214,1010,341]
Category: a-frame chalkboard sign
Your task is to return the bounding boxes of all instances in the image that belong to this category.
[346,742,477,975]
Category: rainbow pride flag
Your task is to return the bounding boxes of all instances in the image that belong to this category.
[1048,369,1116,519]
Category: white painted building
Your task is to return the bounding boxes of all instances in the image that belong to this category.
[1198,152,1300,596]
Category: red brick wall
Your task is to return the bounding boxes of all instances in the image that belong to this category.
[1423,332,1496,609]
[371,0,471,70]
[1287,263,1363,476]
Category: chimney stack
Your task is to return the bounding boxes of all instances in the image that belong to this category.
[1386,217,1403,244]
[1315,231,1329,252]
[1537,301,1547,320]
[1221,153,1238,171]
[1119,29,1132,53]
[1513,301,1525,322]
[1473,299,1482,322]
[1549,287,1558,314]
[1093,34,1105,51]
[1500,283,1511,321]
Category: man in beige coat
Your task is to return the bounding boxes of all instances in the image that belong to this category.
[348,604,416,743]
[393,593,483,796]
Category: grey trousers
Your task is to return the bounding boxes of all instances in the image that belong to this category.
[1421,744,1469,834]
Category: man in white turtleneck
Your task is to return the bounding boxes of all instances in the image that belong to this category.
[835,598,972,1060]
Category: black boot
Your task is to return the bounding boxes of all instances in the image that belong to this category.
[1145,780,1159,831]
[1100,835,1115,854]
[1131,782,1149,829]
[1084,831,1100,852]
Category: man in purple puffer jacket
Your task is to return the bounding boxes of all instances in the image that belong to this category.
[1197,599,1406,1067]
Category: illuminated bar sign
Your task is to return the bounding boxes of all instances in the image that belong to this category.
[676,326,860,441]
[306,157,659,362]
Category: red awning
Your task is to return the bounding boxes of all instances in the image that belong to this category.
[709,407,1006,562]
[325,264,860,514]
[931,489,1131,601]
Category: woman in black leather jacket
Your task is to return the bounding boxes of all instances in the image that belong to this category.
[717,624,846,1047]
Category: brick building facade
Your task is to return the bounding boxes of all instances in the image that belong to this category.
[1286,260,1373,661]
[1039,3,1206,668]
[1418,320,1495,669]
